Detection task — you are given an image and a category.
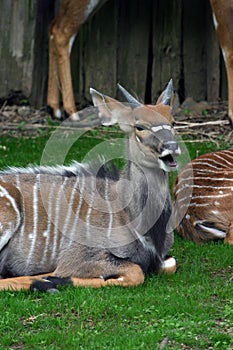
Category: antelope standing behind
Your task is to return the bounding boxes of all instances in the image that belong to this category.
[0,82,180,292]
[47,0,233,126]
[173,149,233,245]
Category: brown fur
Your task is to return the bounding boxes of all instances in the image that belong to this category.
[0,84,179,291]
[173,149,233,244]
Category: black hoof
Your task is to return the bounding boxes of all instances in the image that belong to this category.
[46,105,54,117]
[30,276,72,292]
[101,273,120,281]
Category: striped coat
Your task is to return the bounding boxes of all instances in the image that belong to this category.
[0,82,179,291]
[173,148,233,244]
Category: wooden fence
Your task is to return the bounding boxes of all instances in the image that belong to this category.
[0,0,227,109]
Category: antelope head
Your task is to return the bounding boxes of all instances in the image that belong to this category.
[90,80,180,172]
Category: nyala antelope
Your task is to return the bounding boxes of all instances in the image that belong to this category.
[0,81,180,291]
[173,149,233,245]
[48,0,233,126]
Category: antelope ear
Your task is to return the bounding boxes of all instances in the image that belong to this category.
[90,88,133,132]
[156,79,174,107]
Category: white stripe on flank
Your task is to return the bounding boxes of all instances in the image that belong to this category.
[51,177,68,264]
[41,182,56,265]
[177,176,233,186]
[26,174,40,268]
[15,174,25,238]
[0,176,6,183]
[177,192,231,203]
[86,177,95,238]
[222,149,233,158]
[178,202,211,209]
[104,177,113,238]
[67,175,86,247]
[213,153,233,167]
[175,184,233,195]
[0,184,21,251]
[59,176,80,249]
[193,160,230,169]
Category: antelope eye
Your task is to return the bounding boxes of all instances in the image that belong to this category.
[135,125,145,131]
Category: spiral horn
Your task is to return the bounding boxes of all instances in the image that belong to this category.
[117,83,142,107]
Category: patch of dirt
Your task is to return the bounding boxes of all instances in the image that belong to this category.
[0,96,232,145]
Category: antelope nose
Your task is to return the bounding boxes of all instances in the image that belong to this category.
[162,141,181,155]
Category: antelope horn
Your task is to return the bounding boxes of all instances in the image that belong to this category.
[117,83,141,107]
[161,79,173,105]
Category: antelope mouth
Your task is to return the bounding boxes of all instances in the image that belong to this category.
[159,152,178,170]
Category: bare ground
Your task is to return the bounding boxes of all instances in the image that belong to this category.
[0,98,232,146]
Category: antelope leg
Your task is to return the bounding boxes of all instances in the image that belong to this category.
[30,263,145,291]
[0,273,53,291]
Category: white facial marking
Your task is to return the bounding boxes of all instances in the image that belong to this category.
[151,126,163,133]
[162,125,172,130]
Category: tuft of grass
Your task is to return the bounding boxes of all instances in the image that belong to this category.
[0,127,232,349]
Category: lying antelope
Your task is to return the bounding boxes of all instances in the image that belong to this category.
[48,0,233,126]
[173,148,233,245]
[0,81,180,292]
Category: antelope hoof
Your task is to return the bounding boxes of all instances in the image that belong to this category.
[30,276,72,292]
[159,256,176,274]
[69,112,80,121]
[101,273,120,281]
[46,105,62,119]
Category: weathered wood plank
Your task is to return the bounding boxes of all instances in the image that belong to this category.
[30,1,55,108]
[75,0,118,105]
[183,0,207,101]
[0,0,229,110]
[0,1,37,97]
[205,0,220,102]
[117,0,152,103]
[152,0,182,103]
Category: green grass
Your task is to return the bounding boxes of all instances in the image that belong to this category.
[0,127,232,349]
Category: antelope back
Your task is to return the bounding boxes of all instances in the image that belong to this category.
[173,148,233,244]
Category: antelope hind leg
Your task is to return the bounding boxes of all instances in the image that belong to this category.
[30,263,145,292]
[0,273,53,291]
